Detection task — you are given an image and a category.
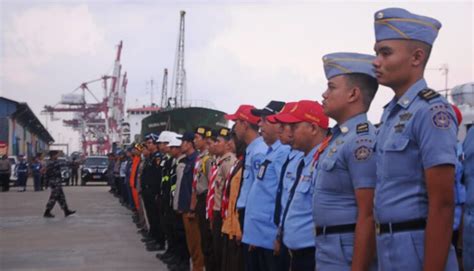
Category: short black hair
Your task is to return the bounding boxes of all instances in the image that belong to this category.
[407,40,432,68]
[345,73,379,111]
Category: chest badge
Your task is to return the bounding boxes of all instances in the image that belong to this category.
[399,112,412,121]
[394,123,405,133]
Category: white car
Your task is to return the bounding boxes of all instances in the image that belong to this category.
[8,156,18,182]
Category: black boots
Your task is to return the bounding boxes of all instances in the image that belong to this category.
[43,210,54,218]
[64,209,76,217]
[43,209,76,218]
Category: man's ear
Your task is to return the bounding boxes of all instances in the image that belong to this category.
[348,86,361,104]
[411,47,425,68]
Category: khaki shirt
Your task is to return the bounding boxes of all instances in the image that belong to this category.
[195,150,212,195]
[214,152,237,211]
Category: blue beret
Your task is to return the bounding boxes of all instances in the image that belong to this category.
[374,8,441,46]
[323,52,376,80]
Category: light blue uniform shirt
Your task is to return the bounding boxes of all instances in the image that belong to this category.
[236,136,266,209]
[243,140,290,249]
[454,144,465,230]
[374,79,458,223]
[283,146,316,249]
[313,113,377,226]
[464,127,474,210]
[463,127,474,271]
[279,149,304,224]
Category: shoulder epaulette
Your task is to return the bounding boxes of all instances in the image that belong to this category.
[418,88,440,101]
[356,123,369,134]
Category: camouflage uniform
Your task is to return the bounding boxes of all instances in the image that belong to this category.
[45,159,70,212]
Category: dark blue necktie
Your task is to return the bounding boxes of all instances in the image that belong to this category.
[274,156,292,226]
[280,159,305,233]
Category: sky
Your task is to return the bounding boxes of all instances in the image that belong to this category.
[1,0,473,152]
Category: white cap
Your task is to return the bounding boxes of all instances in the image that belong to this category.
[168,134,182,147]
[157,131,176,143]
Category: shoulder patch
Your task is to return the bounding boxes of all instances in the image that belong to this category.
[431,105,452,129]
[354,145,372,161]
[418,88,440,101]
[356,123,369,134]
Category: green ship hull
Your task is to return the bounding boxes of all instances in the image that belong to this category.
[141,107,228,137]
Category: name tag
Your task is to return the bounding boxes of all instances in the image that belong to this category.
[257,160,271,180]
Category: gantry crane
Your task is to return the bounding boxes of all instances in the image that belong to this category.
[42,41,127,155]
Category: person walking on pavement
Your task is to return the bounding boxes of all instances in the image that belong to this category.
[31,156,42,192]
[0,154,11,192]
[43,150,76,218]
[16,154,28,192]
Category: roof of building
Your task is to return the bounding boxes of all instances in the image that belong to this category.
[0,97,55,144]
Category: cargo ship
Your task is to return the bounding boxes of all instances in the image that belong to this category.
[140,107,228,137]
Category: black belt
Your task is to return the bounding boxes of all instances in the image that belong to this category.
[376,218,426,235]
[289,247,315,258]
[315,223,356,236]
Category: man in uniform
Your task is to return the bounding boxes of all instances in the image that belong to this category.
[16,154,28,192]
[190,126,215,271]
[0,154,12,192]
[31,155,43,192]
[275,100,328,270]
[71,157,79,186]
[313,53,379,270]
[463,126,474,270]
[142,134,165,251]
[242,101,289,271]
[268,102,304,271]
[372,8,458,270]
[178,131,204,271]
[207,127,237,270]
[43,150,76,218]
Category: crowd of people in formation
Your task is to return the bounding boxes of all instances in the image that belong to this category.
[106,7,474,271]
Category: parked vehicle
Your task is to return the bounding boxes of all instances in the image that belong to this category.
[81,156,108,185]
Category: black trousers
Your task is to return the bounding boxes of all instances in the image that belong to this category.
[0,173,10,191]
[71,171,78,185]
[248,246,277,271]
[212,210,223,270]
[276,243,290,271]
[175,212,190,261]
[142,191,163,244]
[289,247,315,271]
[222,234,244,271]
[196,193,215,271]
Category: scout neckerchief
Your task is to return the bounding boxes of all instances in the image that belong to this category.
[221,156,242,219]
[206,161,219,221]
[192,155,202,191]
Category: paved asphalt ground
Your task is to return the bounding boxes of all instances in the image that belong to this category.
[0,182,168,271]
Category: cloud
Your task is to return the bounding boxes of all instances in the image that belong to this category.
[3,4,107,87]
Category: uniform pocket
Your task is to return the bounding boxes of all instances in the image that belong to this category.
[382,136,412,178]
[409,231,424,268]
[316,159,342,192]
[339,233,354,265]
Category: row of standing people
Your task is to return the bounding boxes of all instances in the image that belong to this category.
[108,6,473,271]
